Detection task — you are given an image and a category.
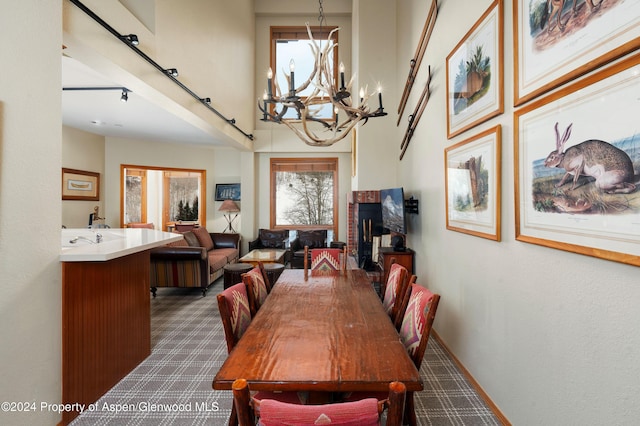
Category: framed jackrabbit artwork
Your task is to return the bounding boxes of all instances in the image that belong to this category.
[514,52,640,266]
[513,0,640,106]
[445,125,502,241]
[446,0,504,139]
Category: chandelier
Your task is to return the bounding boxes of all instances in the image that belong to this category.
[258,1,387,147]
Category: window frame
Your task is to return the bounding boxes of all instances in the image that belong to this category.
[270,25,339,120]
[120,164,206,230]
[270,157,338,236]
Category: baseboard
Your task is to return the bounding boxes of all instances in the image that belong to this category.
[431,329,511,426]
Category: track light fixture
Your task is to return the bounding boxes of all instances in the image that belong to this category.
[68,0,254,140]
[200,97,211,104]
[164,68,179,77]
[63,86,132,103]
[120,34,139,45]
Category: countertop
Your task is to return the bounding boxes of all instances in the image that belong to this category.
[60,228,182,262]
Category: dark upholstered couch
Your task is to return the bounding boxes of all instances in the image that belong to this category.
[289,230,328,269]
[150,228,240,296]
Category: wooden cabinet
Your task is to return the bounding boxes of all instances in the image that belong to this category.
[378,247,415,286]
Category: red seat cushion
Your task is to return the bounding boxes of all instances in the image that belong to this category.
[257,397,380,426]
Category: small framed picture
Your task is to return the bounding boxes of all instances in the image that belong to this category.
[446,0,503,139]
[445,125,502,241]
[215,183,241,201]
[62,168,100,201]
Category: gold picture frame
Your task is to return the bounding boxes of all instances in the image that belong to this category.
[62,168,100,201]
[514,52,640,266]
[446,0,504,139]
[445,125,502,241]
[513,0,640,106]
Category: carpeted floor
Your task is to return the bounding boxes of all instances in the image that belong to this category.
[70,279,500,425]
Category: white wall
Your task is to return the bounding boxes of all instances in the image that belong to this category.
[62,126,106,228]
[397,0,640,424]
[104,137,243,233]
[0,1,62,425]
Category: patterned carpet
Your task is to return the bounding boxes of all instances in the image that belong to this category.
[70,279,500,426]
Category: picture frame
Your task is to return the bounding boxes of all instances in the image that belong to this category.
[514,52,640,266]
[445,125,502,241]
[61,168,100,201]
[215,183,241,201]
[446,0,503,139]
[513,0,640,106]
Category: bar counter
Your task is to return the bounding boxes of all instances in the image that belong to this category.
[60,228,181,425]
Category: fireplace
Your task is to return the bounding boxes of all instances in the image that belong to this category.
[347,191,383,271]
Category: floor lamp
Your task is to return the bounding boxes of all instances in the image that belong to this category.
[219,200,240,233]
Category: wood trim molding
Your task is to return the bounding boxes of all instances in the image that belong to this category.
[431,329,511,425]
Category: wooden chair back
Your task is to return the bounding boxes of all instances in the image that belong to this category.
[397,283,441,369]
[381,261,410,328]
[305,246,348,275]
[242,262,271,316]
[232,378,406,426]
[216,283,252,353]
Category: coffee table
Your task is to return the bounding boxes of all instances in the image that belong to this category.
[239,249,287,266]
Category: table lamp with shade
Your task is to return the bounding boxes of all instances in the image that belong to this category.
[219,200,240,233]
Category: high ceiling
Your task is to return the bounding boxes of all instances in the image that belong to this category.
[61,55,232,147]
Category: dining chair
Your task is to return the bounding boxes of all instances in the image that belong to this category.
[232,378,406,426]
[242,262,271,316]
[345,283,440,426]
[381,260,411,329]
[216,283,253,353]
[217,283,304,426]
[304,245,347,274]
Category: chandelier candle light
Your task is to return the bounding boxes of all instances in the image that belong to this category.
[258,3,387,147]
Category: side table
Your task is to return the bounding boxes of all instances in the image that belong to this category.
[223,263,253,289]
[262,262,286,287]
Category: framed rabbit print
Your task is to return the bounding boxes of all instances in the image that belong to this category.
[446,0,503,139]
[445,125,502,241]
[514,52,640,266]
[513,0,640,106]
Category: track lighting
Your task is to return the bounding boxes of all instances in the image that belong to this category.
[68,0,254,140]
[62,86,131,103]
[164,68,179,77]
[200,97,211,104]
[120,34,139,45]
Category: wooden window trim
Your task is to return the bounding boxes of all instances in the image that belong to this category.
[270,26,339,118]
[270,157,338,236]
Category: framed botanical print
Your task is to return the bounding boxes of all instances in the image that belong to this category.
[446,0,504,139]
[514,52,640,266]
[445,125,502,241]
[513,0,640,106]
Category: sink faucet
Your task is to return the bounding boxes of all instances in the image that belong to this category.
[69,235,102,244]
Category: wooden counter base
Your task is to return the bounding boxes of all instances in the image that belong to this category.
[61,250,151,425]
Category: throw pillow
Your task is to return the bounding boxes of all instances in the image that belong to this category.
[182,231,201,247]
[191,226,214,251]
[167,238,189,247]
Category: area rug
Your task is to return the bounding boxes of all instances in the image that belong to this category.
[70,280,500,426]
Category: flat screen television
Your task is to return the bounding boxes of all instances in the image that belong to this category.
[380,187,407,236]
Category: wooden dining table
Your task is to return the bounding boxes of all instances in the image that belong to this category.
[212,268,423,395]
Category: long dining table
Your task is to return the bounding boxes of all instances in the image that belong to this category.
[212,268,423,397]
